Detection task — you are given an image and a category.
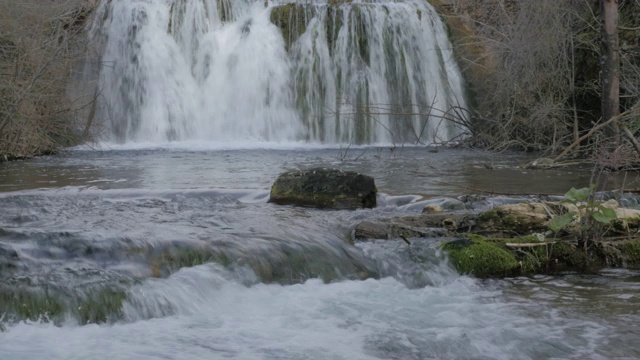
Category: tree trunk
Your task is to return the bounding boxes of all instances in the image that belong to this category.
[600,0,620,145]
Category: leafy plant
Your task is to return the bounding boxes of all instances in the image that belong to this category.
[548,185,617,250]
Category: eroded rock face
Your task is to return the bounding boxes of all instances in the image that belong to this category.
[269,168,377,209]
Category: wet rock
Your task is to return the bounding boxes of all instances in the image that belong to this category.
[600,200,640,229]
[422,197,466,213]
[270,3,312,50]
[395,213,476,232]
[0,244,19,272]
[476,203,550,232]
[422,205,443,214]
[269,168,376,209]
[441,236,520,278]
[354,213,474,240]
[354,221,390,239]
[600,239,640,269]
[442,234,603,278]
[354,220,449,240]
[618,194,640,209]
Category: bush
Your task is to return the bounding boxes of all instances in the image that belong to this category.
[0,0,99,160]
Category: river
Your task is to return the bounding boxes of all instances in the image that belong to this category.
[0,146,639,359]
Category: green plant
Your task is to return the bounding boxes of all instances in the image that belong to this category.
[548,185,617,250]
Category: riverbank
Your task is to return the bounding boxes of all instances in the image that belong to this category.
[0,0,98,161]
[353,193,640,277]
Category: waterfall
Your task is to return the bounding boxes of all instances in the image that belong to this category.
[93,0,467,145]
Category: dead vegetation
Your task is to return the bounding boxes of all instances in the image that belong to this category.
[435,0,640,158]
[0,0,99,161]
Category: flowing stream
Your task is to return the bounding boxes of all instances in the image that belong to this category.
[0,147,639,359]
[1,0,639,358]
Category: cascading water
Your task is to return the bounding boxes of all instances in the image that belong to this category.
[93,0,467,144]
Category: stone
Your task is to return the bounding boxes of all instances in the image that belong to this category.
[423,205,443,213]
[421,197,466,213]
[269,168,377,209]
[354,221,390,239]
[598,199,640,229]
[441,236,520,278]
[476,203,550,232]
[353,213,473,240]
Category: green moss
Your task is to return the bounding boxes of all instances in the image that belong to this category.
[0,289,64,323]
[269,168,377,209]
[621,240,640,261]
[619,240,640,268]
[444,234,603,277]
[270,4,311,51]
[0,287,128,325]
[76,289,127,325]
[239,246,375,285]
[442,236,519,278]
[150,247,232,277]
[477,210,520,229]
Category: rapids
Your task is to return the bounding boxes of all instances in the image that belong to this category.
[0,147,639,359]
[1,0,638,358]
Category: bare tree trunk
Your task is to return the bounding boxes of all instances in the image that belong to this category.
[600,0,620,145]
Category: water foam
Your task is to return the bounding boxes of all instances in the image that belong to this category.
[92,0,467,145]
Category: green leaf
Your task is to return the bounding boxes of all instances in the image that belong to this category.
[564,187,592,202]
[548,212,576,232]
[598,206,618,220]
[591,205,617,224]
[591,211,614,224]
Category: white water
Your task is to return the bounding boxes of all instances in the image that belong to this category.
[93,0,467,144]
[0,265,614,360]
[1,149,640,358]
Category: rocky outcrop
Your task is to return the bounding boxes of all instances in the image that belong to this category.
[354,212,474,240]
[353,194,640,277]
[441,234,599,278]
[269,168,377,209]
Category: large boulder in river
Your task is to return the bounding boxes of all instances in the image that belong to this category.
[269,168,377,209]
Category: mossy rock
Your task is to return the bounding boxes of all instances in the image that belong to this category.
[76,289,127,324]
[270,4,313,50]
[269,168,376,209]
[246,246,375,284]
[442,234,605,277]
[0,286,128,325]
[476,203,550,233]
[618,240,640,269]
[442,236,520,278]
[600,239,640,269]
[0,289,64,323]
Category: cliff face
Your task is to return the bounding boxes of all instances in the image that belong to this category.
[0,0,99,161]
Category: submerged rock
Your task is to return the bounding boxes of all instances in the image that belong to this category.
[421,197,467,213]
[269,168,377,209]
